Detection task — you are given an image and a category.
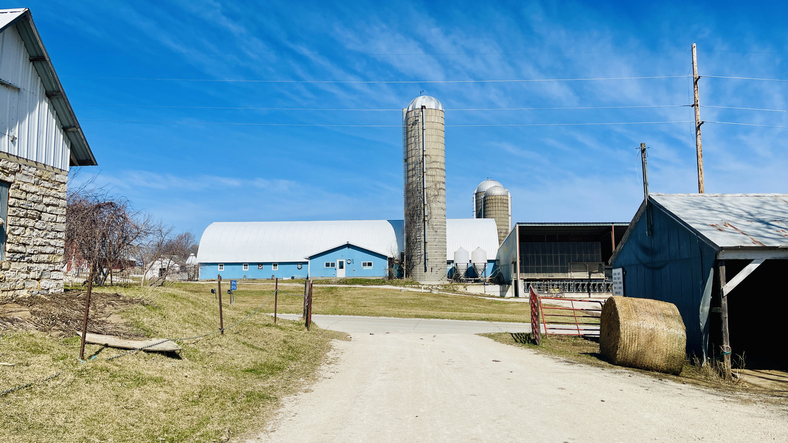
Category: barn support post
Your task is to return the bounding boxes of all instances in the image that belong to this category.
[718,261,732,380]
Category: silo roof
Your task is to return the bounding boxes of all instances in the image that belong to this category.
[475,179,502,194]
[406,95,443,112]
[484,185,509,197]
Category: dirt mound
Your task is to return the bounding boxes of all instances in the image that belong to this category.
[0,291,147,339]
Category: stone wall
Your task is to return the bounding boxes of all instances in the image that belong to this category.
[0,155,67,299]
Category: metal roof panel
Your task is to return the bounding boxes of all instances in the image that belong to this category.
[650,193,788,249]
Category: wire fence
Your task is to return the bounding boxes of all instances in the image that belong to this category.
[1,286,280,397]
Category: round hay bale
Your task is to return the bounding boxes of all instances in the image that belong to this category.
[600,296,686,375]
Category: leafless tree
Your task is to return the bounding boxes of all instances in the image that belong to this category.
[65,187,150,286]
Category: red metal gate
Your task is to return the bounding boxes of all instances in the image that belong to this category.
[529,285,542,345]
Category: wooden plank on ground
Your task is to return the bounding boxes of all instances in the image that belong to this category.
[84,333,181,353]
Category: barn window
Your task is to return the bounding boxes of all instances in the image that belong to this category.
[218,264,224,271]
[272,263,279,270]
[324,262,335,268]
[243,263,249,271]
[362,261,373,269]
[257,264,264,269]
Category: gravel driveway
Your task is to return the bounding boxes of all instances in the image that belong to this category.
[247,316,788,442]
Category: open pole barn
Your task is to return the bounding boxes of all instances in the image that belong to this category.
[611,193,788,369]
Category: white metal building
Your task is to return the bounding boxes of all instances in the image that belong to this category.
[0,9,96,298]
[197,219,498,280]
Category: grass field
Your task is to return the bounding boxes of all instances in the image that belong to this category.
[0,285,344,442]
[1,281,529,441]
[181,281,531,323]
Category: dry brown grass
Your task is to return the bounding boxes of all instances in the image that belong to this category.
[183,281,530,323]
[484,333,788,403]
[0,285,344,442]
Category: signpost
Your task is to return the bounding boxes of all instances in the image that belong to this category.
[612,268,624,296]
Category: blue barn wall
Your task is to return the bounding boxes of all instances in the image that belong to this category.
[612,201,717,358]
[309,244,389,278]
[199,262,308,280]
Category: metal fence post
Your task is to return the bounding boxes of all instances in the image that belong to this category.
[274,278,278,324]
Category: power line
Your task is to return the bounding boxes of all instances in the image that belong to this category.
[707,121,788,129]
[63,75,688,84]
[81,118,694,127]
[705,75,788,82]
[73,103,689,111]
[705,105,788,113]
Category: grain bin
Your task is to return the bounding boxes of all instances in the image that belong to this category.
[471,247,488,277]
[483,185,511,244]
[600,296,687,375]
[403,95,446,283]
[474,179,502,218]
[453,247,470,277]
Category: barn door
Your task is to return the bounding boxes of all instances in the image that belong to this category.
[336,259,345,278]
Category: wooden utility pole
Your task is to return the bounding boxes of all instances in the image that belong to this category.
[640,143,649,199]
[641,143,652,236]
[692,43,705,193]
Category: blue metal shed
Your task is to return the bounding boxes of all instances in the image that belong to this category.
[611,193,788,365]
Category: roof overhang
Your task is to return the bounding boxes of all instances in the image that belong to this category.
[306,242,391,260]
[717,247,788,260]
[1,9,96,167]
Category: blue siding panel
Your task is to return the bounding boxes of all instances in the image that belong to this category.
[199,262,308,280]
[309,244,389,278]
[612,202,717,357]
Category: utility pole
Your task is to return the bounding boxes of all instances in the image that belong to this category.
[640,143,652,236]
[692,43,705,193]
[640,143,649,199]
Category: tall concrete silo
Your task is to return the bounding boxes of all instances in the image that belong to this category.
[482,184,512,244]
[474,179,502,218]
[403,95,446,283]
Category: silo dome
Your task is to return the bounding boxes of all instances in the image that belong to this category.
[475,179,502,194]
[406,95,444,112]
[484,185,509,197]
[474,179,503,219]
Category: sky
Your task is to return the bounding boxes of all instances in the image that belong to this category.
[4,0,788,240]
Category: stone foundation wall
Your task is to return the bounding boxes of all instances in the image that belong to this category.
[0,157,67,299]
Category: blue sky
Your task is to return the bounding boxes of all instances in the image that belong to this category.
[5,1,788,238]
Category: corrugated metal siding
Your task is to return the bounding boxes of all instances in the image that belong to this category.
[446,218,499,261]
[0,24,70,170]
[612,203,716,357]
[494,227,517,283]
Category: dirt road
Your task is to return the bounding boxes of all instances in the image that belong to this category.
[248,318,788,442]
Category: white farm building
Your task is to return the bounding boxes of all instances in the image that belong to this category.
[1,9,96,298]
[197,219,499,280]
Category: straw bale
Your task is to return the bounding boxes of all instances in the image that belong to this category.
[600,296,686,375]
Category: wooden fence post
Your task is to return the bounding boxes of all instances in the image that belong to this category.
[218,275,224,335]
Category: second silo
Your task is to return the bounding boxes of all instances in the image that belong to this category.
[403,95,446,282]
[474,179,503,218]
[482,184,511,244]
